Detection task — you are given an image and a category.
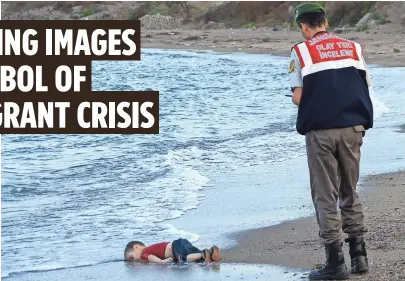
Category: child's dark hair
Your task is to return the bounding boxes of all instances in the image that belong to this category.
[124,241,145,260]
[297,12,327,29]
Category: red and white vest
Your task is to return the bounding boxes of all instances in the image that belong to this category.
[293,32,366,78]
[292,31,373,135]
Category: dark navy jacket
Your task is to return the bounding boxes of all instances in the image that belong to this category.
[292,32,373,135]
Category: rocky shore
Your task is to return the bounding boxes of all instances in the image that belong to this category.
[2,1,405,67]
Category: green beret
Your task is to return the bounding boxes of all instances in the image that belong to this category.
[294,3,326,22]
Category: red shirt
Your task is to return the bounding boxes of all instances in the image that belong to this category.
[141,242,169,261]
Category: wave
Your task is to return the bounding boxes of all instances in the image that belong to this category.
[2,259,124,279]
[369,87,389,120]
[160,224,200,243]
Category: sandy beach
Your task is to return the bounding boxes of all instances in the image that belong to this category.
[222,170,405,280]
[142,26,405,67]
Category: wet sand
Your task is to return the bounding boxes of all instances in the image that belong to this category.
[142,26,405,67]
[3,261,304,281]
[222,171,405,280]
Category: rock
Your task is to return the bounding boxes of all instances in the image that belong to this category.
[357,13,374,25]
[325,2,377,28]
[80,14,97,20]
[145,34,153,38]
[2,4,69,20]
[97,12,114,20]
[206,21,217,28]
[156,31,180,36]
[346,27,356,32]
[70,5,82,19]
[140,14,181,30]
[71,5,82,14]
[285,5,295,22]
[288,5,295,15]
[393,48,401,53]
[184,35,200,41]
[79,12,114,21]
[201,21,225,30]
[334,28,345,34]
[272,26,281,32]
[313,264,323,269]
[325,2,356,25]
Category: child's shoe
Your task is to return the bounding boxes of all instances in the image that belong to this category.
[210,246,221,262]
[201,249,212,263]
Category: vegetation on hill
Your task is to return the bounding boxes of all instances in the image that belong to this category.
[2,1,404,29]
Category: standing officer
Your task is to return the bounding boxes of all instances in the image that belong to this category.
[289,3,373,280]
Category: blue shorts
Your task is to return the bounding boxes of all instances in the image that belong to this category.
[172,238,201,262]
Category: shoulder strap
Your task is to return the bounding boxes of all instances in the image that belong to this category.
[291,41,303,52]
[293,43,308,68]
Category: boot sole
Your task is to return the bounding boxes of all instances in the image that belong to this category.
[309,271,350,280]
[352,256,369,274]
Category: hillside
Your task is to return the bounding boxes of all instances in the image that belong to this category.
[2,1,404,66]
[2,1,405,30]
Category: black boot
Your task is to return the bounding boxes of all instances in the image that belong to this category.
[309,243,350,280]
[345,236,369,274]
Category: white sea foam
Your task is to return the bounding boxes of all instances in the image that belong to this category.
[161,224,200,243]
[1,263,65,278]
[165,147,210,190]
[370,87,390,119]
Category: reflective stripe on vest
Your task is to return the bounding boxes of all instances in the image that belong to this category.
[293,34,366,78]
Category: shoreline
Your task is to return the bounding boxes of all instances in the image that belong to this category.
[143,42,404,68]
[221,170,405,280]
[142,27,405,68]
